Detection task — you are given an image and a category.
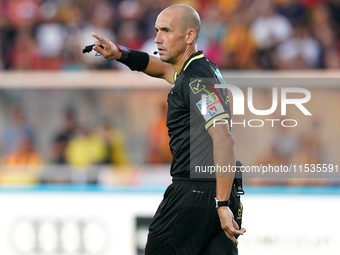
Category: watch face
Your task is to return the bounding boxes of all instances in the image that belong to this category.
[118,45,130,52]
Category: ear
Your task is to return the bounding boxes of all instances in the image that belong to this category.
[185,29,196,45]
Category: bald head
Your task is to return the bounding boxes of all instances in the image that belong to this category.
[154,4,201,65]
[160,4,201,43]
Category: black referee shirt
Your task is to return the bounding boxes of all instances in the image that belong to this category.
[166,51,232,178]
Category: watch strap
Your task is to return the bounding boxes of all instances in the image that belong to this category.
[215,198,231,208]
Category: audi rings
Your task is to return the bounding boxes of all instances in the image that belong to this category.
[9,217,109,254]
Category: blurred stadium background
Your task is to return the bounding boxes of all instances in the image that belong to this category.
[0,0,340,254]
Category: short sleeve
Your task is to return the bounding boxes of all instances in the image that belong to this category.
[187,78,230,130]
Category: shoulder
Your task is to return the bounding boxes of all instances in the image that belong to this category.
[185,57,219,80]
[182,57,222,89]
[173,55,222,95]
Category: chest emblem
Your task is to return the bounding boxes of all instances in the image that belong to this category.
[189,79,206,94]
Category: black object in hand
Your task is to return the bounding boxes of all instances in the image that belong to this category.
[82,44,103,54]
[235,161,245,195]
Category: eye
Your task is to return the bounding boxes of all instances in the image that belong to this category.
[165,28,170,33]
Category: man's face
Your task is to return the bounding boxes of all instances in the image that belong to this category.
[154,10,187,64]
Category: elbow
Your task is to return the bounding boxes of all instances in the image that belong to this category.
[208,122,235,148]
[211,128,235,148]
[223,131,235,148]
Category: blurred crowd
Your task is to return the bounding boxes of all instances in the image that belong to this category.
[0,106,129,168]
[0,0,340,70]
[0,103,172,186]
[0,102,175,186]
[0,104,172,169]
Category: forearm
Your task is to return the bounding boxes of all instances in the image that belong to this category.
[118,52,174,83]
[214,134,246,244]
[143,55,174,83]
[213,132,236,201]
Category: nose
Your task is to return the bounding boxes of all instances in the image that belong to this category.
[154,31,162,44]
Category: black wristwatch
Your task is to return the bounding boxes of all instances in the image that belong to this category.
[215,198,231,209]
[116,44,130,61]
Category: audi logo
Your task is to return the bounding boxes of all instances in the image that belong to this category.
[9,217,110,254]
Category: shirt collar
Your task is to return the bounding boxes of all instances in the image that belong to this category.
[175,51,204,80]
[181,50,204,73]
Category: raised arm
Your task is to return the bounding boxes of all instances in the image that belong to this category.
[91,33,175,84]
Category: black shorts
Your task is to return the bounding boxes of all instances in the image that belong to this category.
[145,178,243,255]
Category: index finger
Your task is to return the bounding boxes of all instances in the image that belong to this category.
[228,234,238,245]
[224,227,246,245]
[92,33,106,44]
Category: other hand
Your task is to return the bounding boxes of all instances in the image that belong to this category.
[217,206,246,244]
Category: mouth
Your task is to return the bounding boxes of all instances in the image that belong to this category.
[158,47,166,54]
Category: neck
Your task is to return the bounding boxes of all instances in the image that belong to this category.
[172,46,197,74]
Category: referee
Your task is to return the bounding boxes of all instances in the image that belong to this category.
[92,4,246,255]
